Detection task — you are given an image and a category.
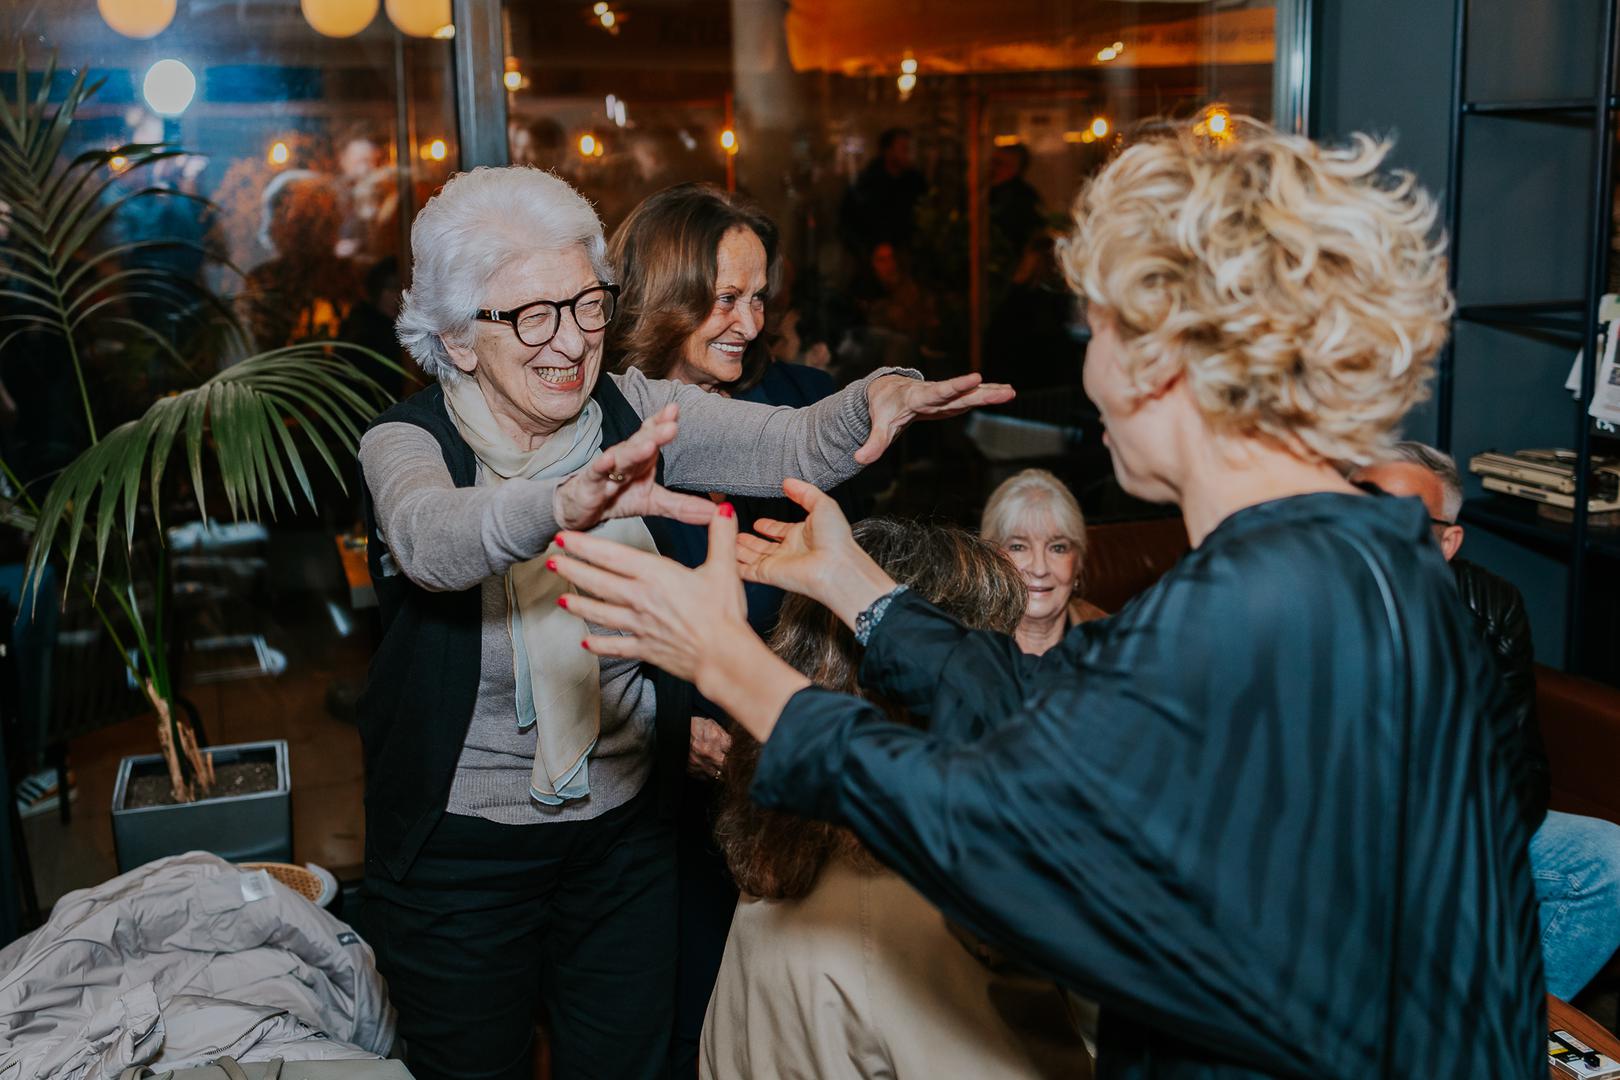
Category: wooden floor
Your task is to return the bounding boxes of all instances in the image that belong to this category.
[19,528,373,912]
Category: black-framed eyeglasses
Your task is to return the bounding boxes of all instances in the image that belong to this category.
[475,284,619,348]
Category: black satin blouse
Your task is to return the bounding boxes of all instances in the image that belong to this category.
[751,492,1542,1079]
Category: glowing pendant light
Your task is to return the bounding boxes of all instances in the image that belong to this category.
[96,0,176,39]
[301,0,379,38]
[385,0,451,38]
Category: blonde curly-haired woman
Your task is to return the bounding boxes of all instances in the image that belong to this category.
[548,119,1543,1077]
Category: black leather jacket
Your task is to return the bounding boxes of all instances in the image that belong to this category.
[1452,556,1551,832]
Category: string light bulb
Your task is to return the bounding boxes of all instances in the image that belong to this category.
[427,138,447,161]
[591,2,620,32]
[97,0,176,39]
[1090,117,1109,138]
[267,141,290,166]
[108,154,131,173]
[300,0,377,37]
[142,59,196,116]
[385,0,450,37]
[1096,46,1117,62]
[1194,105,1234,144]
[579,133,598,157]
[720,128,738,154]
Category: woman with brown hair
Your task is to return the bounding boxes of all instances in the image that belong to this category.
[607,182,849,1076]
[704,518,1089,1079]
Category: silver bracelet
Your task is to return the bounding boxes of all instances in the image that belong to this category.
[854,585,910,646]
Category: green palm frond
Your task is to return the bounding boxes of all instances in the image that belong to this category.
[25,341,390,595]
[0,46,247,439]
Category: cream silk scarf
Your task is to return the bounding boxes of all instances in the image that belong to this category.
[443,375,657,805]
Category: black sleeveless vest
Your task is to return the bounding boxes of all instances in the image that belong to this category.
[358,376,691,881]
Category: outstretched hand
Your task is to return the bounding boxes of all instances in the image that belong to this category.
[551,505,810,741]
[552,403,718,532]
[737,479,898,630]
[857,372,1015,465]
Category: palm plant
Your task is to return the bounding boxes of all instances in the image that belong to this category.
[0,47,393,801]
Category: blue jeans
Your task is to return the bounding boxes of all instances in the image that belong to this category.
[1531,810,1620,999]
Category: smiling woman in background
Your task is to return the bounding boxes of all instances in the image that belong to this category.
[980,469,1107,655]
[607,181,857,1077]
[356,165,1011,1080]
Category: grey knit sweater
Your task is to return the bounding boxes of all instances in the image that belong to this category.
[358,365,907,824]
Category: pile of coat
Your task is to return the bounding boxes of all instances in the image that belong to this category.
[0,852,395,1079]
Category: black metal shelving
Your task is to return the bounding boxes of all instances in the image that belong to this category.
[1436,0,1620,676]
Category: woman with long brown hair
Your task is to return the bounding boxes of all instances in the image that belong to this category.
[705,517,1089,1078]
[606,182,852,1076]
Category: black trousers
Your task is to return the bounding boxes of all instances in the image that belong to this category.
[364,788,677,1080]
[670,775,737,1078]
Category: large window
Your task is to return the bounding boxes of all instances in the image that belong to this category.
[2,0,1300,520]
[501,0,1291,516]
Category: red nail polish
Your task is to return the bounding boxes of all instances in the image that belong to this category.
[555,535,566,548]
[546,558,558,572]
[718,502,735,518]
[557,596,568,609]
[580,640,591,651]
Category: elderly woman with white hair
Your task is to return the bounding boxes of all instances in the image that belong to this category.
[980,469,1107,654]
[548,119,1543,1075]
[355,166,1009,1080]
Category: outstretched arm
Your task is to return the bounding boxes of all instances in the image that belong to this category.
[612,366,1013,497]
[747,685,1329,1078]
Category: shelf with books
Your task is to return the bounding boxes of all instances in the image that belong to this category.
[1460,495,1620,561]
[1459,496,1577,560]
[1437,0,1619,675]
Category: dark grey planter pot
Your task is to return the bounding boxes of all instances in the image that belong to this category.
[110,739,291,872]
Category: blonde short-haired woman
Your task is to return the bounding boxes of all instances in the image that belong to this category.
[549,119,1542,1076]
[980,469,1106,654]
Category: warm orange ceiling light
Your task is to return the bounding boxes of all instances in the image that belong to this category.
[301,0,377,37]
[385,0,450,38]
[97,0,176,39]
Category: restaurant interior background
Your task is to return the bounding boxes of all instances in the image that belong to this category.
[6,0,1620,955]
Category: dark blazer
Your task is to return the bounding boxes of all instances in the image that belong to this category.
[752,492,1542,1079]
[358,378,692,882]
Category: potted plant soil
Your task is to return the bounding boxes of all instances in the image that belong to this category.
[111,739,290,871]
[0,49,394,869]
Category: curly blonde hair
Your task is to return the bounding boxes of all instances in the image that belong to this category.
[1060,117,1453,466]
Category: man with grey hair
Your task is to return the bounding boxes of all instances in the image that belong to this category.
[1353,442,1620,1000]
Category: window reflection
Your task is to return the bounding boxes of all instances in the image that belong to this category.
[505,0,1277,518]
[4,0,457,451]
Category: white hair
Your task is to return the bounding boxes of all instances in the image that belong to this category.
[395,166,613,381]
[980,468,1089,567]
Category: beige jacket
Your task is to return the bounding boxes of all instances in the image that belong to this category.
[701,857,1092,1079]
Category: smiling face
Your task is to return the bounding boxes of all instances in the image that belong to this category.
[672,226,768,389]
[444,246,606,449]
[999,508,1082,624]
